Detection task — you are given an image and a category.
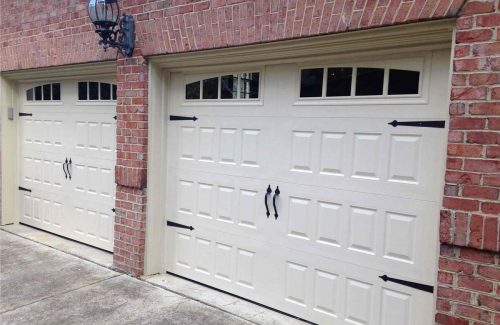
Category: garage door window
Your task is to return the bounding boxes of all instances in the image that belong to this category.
[26,83,61,101]
[78,81,117,101]
[185,72,260,100]
[299,62,421,99]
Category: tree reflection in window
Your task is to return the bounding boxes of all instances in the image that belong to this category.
[26,83,61,101]
[186,72,259,100]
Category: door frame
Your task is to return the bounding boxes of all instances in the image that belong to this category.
[145,19,455,283]
[0,61,116,227]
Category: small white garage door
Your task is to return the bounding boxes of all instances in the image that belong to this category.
[19,79,116,251]
[165,51,450,324]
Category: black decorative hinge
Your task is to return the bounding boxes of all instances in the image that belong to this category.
[19,112,33,117]
[18,186,32,192]
[111,208,116,213]
[170,115,198,121]
[167,220,194,231]
[379,275,434,293]
[388,120,445,128]
[113,115,117,120]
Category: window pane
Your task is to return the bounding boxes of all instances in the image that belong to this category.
[221,75,238,99]
[355,68,384,96]
[326,67,352,97]
[112,84,117,100]
[52,83,61,100]
[89,82,99,100]
[78,82,88,100]
[185,81,200,100]
[239,72,259,99]
[27,88,33,101]
[300,68,323,97]
[202,77,218,99]
[35,86,42,101]
[43,84,51,100]
[388,69,420,95]
[100,83,111,100]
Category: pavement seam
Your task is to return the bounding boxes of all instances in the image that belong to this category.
[0,274,123,314]
[0,230,278,325]
[0,228,120,273]
[138,278,261,325]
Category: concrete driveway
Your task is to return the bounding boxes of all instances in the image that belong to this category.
[0,231,251,325]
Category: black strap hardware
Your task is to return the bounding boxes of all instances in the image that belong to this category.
[167,221,194,231]
[379,275,434,293]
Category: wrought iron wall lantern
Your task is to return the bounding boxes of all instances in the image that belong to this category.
[88,0,135,57]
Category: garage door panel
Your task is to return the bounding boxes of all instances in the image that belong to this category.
[167,225,433,325]
[19,79,116,252]
[71,113,116,160]
[275,182,439,283]
[167,117,274,180]
[271,117,447,202]
[165,53,448,324]
[166,227,277,301]
[167,169,274,242]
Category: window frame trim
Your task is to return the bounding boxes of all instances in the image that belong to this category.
[183,69,264,104]
[294,53,430,106]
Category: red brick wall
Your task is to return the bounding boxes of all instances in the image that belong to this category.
[114,56,149,275]
[1,1,499,323]
[1,0,464,71]
[437,1,500,324]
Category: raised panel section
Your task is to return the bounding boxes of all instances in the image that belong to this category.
[291,131,314,173]
[288,197,312,240]
[195,237,213,275]
[98,212,112,242]
[320,132,345,176]
[285,261,308,307]
[219,128,237,164]
[180,126,196,160]
[317,201,342,247]
[217,186,235,223]
[313,269,339,317]
[75,121,88,149]
[197,183,214,219]
[236,249,255,289]
[384,212,416,263]
[178,180,195,215]
[348,207,377,255]
[101,122,114,151]
[241,129,260,167]
[380,289,411,325]
[345,279,373,325]
[238,189,258,228]
[388,135,421,184]
[88,122,100,150]
[176,233,192,268]
[352,133,381,180]
[199,127,216,162]
[215,243,233,282]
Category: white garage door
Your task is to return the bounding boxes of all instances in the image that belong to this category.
[19,79,116,251]
[165,51,450,324]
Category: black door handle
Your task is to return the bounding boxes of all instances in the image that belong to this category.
[264,185,272,218]
[273,186,280,219]
[63,158,68,179]
[68,158,72,180]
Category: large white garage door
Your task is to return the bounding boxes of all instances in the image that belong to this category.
[19,79,116,251]
[165,51,450,324]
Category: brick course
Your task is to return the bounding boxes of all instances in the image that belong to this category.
[1,1,499,324]
[437,1,500,324]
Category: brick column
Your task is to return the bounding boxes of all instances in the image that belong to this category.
[436,1,499,324]
[113,55,149,276]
